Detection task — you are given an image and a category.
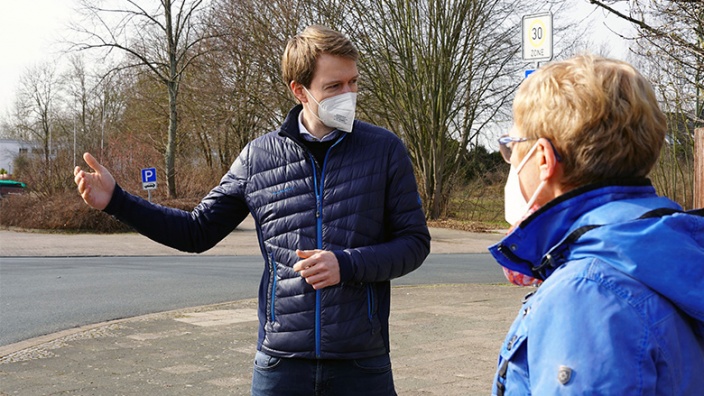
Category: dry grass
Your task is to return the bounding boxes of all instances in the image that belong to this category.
[1,179,507,233]
[0,190,200,233]
[434,176,507,232]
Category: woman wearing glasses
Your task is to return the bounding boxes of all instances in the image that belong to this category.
[489,54,704,395]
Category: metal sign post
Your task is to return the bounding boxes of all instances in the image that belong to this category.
[141,167,157,202]
[695,128,703,209]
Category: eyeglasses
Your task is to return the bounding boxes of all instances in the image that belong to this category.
[498,135,563,164]
[498,135,535,163]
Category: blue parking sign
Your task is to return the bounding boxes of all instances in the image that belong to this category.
[141,168,157,182]
[141,167,157,190]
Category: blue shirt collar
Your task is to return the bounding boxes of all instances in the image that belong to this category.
[297,111,341,142]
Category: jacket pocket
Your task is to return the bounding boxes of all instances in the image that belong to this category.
[493,332,528,396]
[366,284,377,325]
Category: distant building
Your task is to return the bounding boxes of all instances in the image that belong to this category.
[0,139,34,176]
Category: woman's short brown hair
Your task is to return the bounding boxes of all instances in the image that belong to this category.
[513,54,667,188]
[281,25,359,88]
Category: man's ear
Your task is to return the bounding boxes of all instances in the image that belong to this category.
[290,81,307,104]
[537,138,559,182]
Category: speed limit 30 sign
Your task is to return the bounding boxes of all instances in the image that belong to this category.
[522,12,553,62]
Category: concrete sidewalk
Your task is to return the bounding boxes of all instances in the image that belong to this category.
[0,216,505,257]
[0,221,528,395]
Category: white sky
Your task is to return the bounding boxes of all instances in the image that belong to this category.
[0,0,79,116]
[0,0,632,120]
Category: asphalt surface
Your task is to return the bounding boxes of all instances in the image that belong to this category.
[0,218,531,395]
[2,254,505,347]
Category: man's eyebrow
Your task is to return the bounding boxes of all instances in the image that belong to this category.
[322,75,359,86]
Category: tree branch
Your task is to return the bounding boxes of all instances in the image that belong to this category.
[589,0,704,58]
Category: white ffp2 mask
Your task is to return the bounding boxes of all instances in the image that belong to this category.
[504,142,545,225]
[304,88,357,132]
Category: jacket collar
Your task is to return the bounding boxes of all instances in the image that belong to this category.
[278,105,305,142]
[278,104,349,143]
[488,178,668,280]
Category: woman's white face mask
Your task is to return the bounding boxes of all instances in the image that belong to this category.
[303,87,357,132]
[504,141,546,225]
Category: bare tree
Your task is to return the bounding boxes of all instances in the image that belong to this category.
[588,0,704,121]
[242,0,585,220]
[94,69,129,162]
[14,64,59,168]
[62,55,94,168]
[327,0,526,219]
[629,51,698,209]
[61,54,127,167]
[72,0,218,197]
[177,0,303,173]
[10,63,81,195]
[588,0,703,209]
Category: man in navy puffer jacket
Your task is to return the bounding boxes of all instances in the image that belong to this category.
[74,25,430,395]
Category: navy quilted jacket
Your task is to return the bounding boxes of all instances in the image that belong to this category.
[103,105,431,359]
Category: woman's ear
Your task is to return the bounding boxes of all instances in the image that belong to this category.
[537,138,559,182]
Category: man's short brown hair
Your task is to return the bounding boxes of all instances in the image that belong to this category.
[281,25,359,88]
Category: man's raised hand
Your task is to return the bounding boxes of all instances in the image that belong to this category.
[73,152,115,210]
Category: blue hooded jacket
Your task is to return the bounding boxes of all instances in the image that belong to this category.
[103,105,430,360]
[489,179,704,395]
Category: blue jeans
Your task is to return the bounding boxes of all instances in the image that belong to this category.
[251,351,397,396]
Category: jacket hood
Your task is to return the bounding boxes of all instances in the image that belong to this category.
[573,209,704,335]
[489,179,704,334]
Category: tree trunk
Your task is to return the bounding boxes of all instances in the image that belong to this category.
[430,152,444,219]
[695,128,703,210]
[165,0,178,199]
[166,81,178,198]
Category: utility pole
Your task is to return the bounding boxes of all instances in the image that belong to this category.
[695,128,703,209]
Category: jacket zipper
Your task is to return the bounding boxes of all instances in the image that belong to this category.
[269,253,277,323]
[367,284,375,323]
[311,134,346,358]
[311,157,322,357]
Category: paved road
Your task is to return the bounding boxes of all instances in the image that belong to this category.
[1,253,504,347]
[0,227,517,395]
